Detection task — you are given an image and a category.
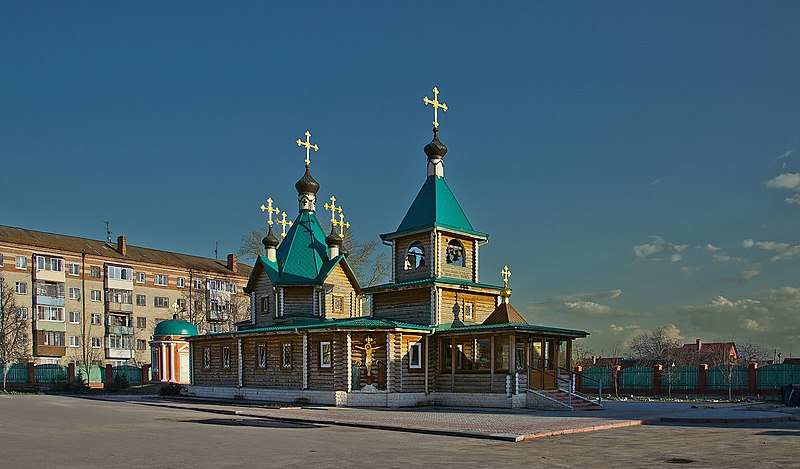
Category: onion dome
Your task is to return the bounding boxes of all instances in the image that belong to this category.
[262,224,280,249]
[500,286,513,304]
[153,319,198,337]
[340,243,350,257]
[325,227,343,247]
[295,167,320,194]
[423,128,448,161]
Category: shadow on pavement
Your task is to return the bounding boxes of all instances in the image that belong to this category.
[186,417,322,429]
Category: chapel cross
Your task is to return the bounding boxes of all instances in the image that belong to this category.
[323,195,342,225]
[277,211,293,237]
[423,86,448,129]
[259,197,280,226]
[333,211,350,239]
[296,130,319,168]
[501,265,512,287]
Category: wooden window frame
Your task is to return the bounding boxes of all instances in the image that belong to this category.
[203,347,211,369]
[319,341,333,369]
[257,344,267,368]
[409,342,423,370]
[332,295,344,314]
[281,342,292,370]
[222,346,231,369]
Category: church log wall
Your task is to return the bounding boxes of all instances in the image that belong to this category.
[323,264,356,319]
[253,270,276,327]
[191,338,239,387]
[439,234,475,281]
[394,235,434,283]
[371,288,431,325]
[241,335,303,389]
[439,289,497,324]
[283,286,314,316]
[307,334,336,390]
[398,334,426,392]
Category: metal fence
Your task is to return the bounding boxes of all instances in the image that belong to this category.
[75,365,105,384]
[582,366,613,388]
[34,364,68,383]
[620,366,654,389]
[2,363,29,383]
[661,365,699,391]
[706,365,748,391]
[112,365,142,385]
[757,364,800,390]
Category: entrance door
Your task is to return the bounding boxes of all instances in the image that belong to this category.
[529,338,557,390]
[179,351,190,383]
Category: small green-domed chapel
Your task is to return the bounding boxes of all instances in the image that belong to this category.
[188,87,591,409]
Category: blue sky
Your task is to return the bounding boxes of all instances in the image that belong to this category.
[2,2,798,355]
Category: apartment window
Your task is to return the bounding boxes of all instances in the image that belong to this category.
[261,296,270,315]
[464,302,474,321]
[176,299,186,310]
[68,263,80,276]
[0,254,3,266]
[107,289,132,304]
[15,282,27,294]
[16,256,27,269]
[193,279,203,290]
[177,277,185,288]
[17,307,28,320]
[154,274,168,286]
[257,344,267,368]
[90,313,102,325]
[69,311,81,324]
[90,266,101,278]
[136,272,145,283]
[36,256,63,272]
[203,348,211,369]
[91,337,102,348]
[136,339,147,350]
[332,295,344,313]
[209,323,224,333]
[68,287,81,300]
[409,342,423,369]
[222,346,231,369]
[90,290,102,302]
[37,305,65,322]
[107,265,133,281]
[228,283,238,293]
[18,332,28,345]
[281,342,292,369]
[136,294,146,306]
[69,336,81,348]
[108,334,123,349]
[136,317,146,328]
[43,331,64,347]
[154,297,169,308]
[319,341,332,369]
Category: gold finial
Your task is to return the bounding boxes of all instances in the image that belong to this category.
[259,197,280,226]
[323,195,342,225]
[296,130,319,168]
[423,86,448,129]
[333,211,350,239]
[277,211,293,237]
[500,265,512,304]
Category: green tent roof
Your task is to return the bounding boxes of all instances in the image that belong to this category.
[381,175,487,240]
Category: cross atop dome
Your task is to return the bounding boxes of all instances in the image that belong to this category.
[423,86,448,129]
[296,130,319,168]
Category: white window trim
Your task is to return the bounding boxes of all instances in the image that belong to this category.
[319,341,332,368]
[68,263,80,276]
[177,277,185,288]
[90,290,102,302]
[69,312,81,324]
[15,256,27,270]
[91,314,102,325]
[91,337,102,348]
[409,342,423,369]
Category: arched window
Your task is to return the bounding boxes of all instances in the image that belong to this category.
[404,242,425,270]
[446,239,465,266]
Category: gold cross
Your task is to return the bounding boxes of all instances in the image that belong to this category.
[277,211,293,237]
[501,265,511,287]
[259,197,280,226]
[323,195,342,225]
[423,86,448,129]
[332,211,350,239]
[296,130,319,168]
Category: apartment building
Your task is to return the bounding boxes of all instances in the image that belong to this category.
[0,225,251,366]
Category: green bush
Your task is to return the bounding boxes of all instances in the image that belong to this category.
[112,374,130,391]
[159,383,183,396]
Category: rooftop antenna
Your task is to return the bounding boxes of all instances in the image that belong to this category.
[215,241,219,260]
[103,221,112,243]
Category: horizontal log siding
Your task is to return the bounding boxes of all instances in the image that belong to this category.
[427,336,439,391]
[307,334,336,390]
[449,374,508,393]
[439,234,474,281]
[394,234,434,283]
[400,334,426,392]
[253,269,276,327]
[440,289,498,324]
[323,264,356,319]
[241,335,302,389]
[283,286,314,316]
[371,287,431,325]
[192,338,239,387]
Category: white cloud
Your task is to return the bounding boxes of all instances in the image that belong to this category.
[564,301,611,315]
[633,236,690,262]
[680,266,701,275]
[712,253,746,263]
[777,150,793,161]
[670,253,682,262]
[633,242,663,258]
[743,239,800,261]
[551,289,622,303]
[785,193,800,205]
[766,173,800,190]
[706,244,721,253]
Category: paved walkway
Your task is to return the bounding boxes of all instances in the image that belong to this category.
[97,395,798,442]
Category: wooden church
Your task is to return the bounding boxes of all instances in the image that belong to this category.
[188,88,592,409]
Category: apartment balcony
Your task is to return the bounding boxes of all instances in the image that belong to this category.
[206,311,229,322]
[107,300,134,313]
[36,295,65,307]
[34,320,66,332]
[108,325,134,335]
[33,331,66,357]
[106,348,134,359]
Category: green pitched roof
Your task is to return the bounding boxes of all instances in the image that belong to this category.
[363,276,503,293]
[381,175,487,240]
[190,317,434,338]
[436,321,589,337]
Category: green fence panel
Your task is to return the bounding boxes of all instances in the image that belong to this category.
[707,365,747,391]
[34,364,67,383]
[620,366,654,390]
[582,367,612,388]
[661,365,699,391]
[75,365,105,384]
[112,365,142,385]
[757,364,800,390]
[3,363,29,383]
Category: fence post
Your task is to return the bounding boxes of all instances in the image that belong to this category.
[105,364,114,389]
[574,366,582,392]
[27,362,35,386]
[67,363,75,384]
[698,364,708,395]
[612,365,621,395]
[748,363,758,395]
[142,364,151,384]
[653,365,662,395]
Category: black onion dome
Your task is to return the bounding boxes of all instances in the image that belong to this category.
[325,227,343,246]
[262,224,280,249]
[340,243,350,257]
[295,167,320,194]
[423,128,448,160]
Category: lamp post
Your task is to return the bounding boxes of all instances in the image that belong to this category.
[668,361,676,399]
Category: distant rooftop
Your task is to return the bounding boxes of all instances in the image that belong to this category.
[0,224,251,277]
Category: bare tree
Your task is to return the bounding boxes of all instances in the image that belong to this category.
[68,314,104,387]
[628,326,682,362]
[706,338,740,400]
[736,341,769,364]
[1,276,31,391]
[571,342,594,368]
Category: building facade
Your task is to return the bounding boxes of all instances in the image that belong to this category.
[0,226,251,367]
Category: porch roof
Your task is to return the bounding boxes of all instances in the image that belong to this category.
[363,276,504,293]
[435,321,589,338]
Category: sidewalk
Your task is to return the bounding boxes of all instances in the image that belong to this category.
[107,396,797,442]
